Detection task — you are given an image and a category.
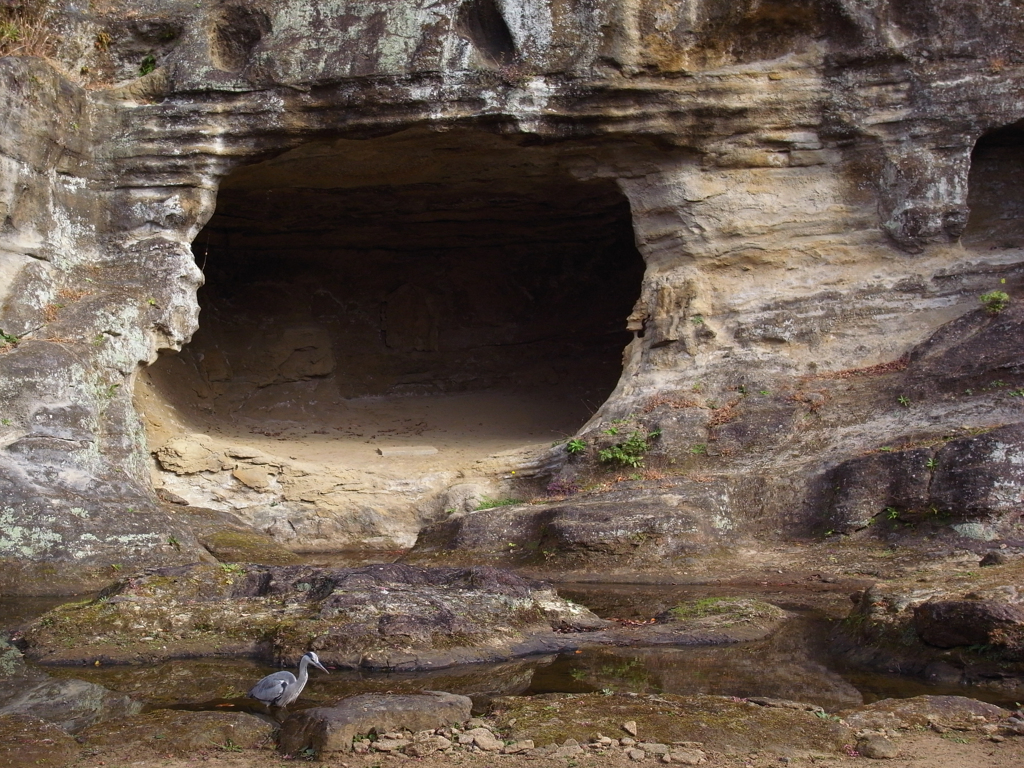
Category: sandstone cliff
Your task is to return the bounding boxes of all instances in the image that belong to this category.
[0,0,1022,592]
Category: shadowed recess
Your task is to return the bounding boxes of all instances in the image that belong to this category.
[139,129,645,459]
[964,120,1024,249]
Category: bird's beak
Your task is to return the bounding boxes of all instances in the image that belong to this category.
[313,659,329,673]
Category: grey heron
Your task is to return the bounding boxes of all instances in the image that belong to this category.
[247,651,329,707]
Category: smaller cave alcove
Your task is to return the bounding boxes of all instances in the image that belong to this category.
[963,121,1024,249]
[137,130,646,473]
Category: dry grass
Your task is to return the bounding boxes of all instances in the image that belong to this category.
[707,398,741,427]
[641,394,702,413]
[789,389,832,412]
[57,287,90,302]
[807,354,910,381]
[0,1,54,58]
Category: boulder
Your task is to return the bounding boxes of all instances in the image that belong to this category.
[913,600,1024,648]
[278,691,471,754]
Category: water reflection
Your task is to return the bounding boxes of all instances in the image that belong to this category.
[529,618,864,711]
[8,584,1021,714]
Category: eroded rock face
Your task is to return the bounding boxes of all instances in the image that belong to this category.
[1,0,1024,588]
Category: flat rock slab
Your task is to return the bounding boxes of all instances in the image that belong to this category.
[0,714,80,768]
[22,563,605,669]
[279,691,471,754]
[491,692,853,756]
[841,695,1009,731]
[377,446,438,456]
[79,709,276,756]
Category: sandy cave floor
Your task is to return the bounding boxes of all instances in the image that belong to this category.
[139,372,600,474]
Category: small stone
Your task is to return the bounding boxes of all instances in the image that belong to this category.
[404,735,451,757]
[979,551,1010,566]
[374,738,410,752]
[466,718,489,729]
[457,732,475,745]
[621,737,637,747]
[551,739,584,758]
[661,754,673,763]
[989,735,1005,743]
[670,749,706,765]
[623,720,639,737]
[502,740,534,754]
[857,736,899,759]
[353,741,371,754]
[628,748,647,761]
[467,728,502,752]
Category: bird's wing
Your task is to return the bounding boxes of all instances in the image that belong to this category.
[248,671,295,703]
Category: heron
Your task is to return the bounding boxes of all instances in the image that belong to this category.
[247,651,329,708]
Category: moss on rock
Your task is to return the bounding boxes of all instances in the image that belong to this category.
[489,692,853,756]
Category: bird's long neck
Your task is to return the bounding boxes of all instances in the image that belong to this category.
[296,655,310,687]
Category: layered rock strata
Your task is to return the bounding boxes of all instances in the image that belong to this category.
[0,1,1022,588]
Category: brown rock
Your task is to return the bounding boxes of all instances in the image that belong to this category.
[0,714,79,768]
[78,710,273,756]
[857,735,899,759]
[404,734,451,756]
[842,696,1009,732]
[277,692,471,754]
[913,600,1024,648]
[467,727,503,751]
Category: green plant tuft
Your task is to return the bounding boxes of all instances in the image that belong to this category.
[139,54,157,76]
[598,428,660,468]
[980,290,1010,313]
[475,497,524,511]
[565,438,586,454]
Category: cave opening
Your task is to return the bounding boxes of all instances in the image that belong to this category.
[139,129,645,473]
[963,120,1024,249]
